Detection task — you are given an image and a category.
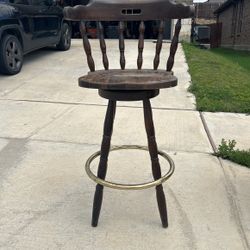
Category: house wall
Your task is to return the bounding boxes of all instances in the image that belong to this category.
[195,2,222,20]
[194,1,225,25]
[218,4,234,47]
[218,1,250,51]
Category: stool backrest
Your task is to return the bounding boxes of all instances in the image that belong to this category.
[64,0,194,72]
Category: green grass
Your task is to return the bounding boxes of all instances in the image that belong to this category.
[182,43,250,113]
[215,139,250,168]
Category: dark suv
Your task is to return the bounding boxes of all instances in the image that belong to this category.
[0,0,71,75]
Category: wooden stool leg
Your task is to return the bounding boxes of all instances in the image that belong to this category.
[143,99,168,228]
[92,100,116,227]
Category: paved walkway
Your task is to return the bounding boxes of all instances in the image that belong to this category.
[0,40,249,250]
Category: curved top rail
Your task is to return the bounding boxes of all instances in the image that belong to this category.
[63,0,194,21]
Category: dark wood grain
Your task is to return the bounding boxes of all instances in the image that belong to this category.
[119,21,125,70]
[167,19,181,72]
[79,69,177,90]
[137,21,145,70]
[153,20,165,70]
[73,8,187,229]
[143,99,168,228]
[80,21,95,72]
[98,21,109,70]
[99,89,159,101]
[64,1,194,21]
[92,100,116,227]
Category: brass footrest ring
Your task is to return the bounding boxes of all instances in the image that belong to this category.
[85,145,175,190]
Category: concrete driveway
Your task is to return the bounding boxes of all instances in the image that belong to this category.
[0,40,249,250]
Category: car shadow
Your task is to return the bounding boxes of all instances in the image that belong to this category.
[23,46,62,66]
[0,46,63,78]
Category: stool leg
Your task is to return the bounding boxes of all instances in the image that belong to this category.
[92,100,116,227]
[143,99,168,228]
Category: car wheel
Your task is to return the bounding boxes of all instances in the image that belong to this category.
[56,23,71,51]
[0,34,23,75]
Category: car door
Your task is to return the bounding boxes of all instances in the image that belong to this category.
[44,1,62,44]
[8,0,35,52]
[28,0,62,47]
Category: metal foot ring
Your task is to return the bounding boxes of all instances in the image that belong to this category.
[85,145,175,190]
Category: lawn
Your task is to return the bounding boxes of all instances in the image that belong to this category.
[182,43,250,113]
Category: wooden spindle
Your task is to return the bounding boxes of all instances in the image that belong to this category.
[167,19,181,72]
[119,21,125,70]
[98,21,109,70]
[153,21,165,70]
[80,21,95,72]
[137,21,145,70]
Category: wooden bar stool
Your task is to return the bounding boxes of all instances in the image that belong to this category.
[64,0,194,228]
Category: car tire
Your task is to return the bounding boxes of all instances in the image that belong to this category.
[56,23,71,51]
[0,34,23,75]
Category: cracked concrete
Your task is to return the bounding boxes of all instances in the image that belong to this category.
[202,112,250,151]
[0,40,249,250]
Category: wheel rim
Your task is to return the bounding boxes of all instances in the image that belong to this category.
[63,27,71,48]
[6,40,22,71]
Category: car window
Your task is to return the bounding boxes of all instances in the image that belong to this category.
[9,0,29,4]
[30,0,50,6]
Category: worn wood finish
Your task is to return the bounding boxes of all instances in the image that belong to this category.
[137,21,145,70]
[65,0,193,228]
[92,100,116,227]
[98,21,109,70]
[99,89,159,101]
[167,19,181,72]
[153,20,165,70]
[80,21,95,72]
[119,21,126,70]
[79,69,177,90]
[64,0,194,21]
[143,98,168,228]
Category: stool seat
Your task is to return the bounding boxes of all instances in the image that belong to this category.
[79,69,177,90]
